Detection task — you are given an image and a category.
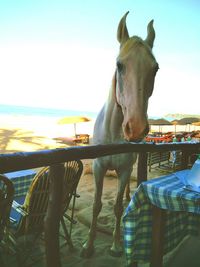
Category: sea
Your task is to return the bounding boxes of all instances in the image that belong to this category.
[0,104,178,123]
[0,104,98,119]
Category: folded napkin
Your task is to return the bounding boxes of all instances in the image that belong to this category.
[175,160,200,193]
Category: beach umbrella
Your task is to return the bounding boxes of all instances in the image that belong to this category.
[176,117,200,132]
[148,118,172,125]
[148,118,172,133]
[58,116,91,136]
[192,121,200,131]
[177,117,200,125]
[148,119,156,125]
[192,122,200,126]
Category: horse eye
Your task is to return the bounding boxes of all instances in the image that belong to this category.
[117,61,125,74]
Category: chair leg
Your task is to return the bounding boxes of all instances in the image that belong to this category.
[69,191,80,236]
[60,217,73,249]
[150,205,166,267]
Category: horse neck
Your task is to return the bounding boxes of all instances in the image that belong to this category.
[103,73,124,139]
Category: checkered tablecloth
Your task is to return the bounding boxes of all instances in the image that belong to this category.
[4,169,36,197]
[123,170,200,266]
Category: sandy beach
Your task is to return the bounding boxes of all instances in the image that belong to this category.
[1,114,200,267]
[0,114,95,153]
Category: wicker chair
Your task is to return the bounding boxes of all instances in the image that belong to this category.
[10,160,83,264]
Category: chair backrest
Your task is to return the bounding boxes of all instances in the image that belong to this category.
[18,160,83,235]
[61,160,83,213]
[0,174,14,242]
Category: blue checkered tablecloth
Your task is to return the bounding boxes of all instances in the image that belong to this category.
[123,170,200,266]
[4,169,37,197]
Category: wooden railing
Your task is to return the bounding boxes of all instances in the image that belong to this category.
[1,142,200,267]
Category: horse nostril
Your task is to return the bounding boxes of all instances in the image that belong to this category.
[124,121,149,141]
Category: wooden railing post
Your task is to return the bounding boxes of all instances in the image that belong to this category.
[137,152,148,186]
[44,163,65,267]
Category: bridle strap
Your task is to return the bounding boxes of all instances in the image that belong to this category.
[112,71,121,107]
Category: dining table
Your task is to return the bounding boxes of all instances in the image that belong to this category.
[4,169,37,197]
[123,169,200,267]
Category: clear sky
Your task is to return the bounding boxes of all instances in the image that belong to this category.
[0,0,199,117]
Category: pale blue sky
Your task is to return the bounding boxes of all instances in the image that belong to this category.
[0,0,199,116]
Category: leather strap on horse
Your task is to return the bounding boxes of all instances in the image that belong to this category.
[112,71,121,108]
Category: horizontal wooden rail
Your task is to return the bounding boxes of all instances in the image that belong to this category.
[0,142,200,173]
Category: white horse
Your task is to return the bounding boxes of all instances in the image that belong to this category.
[82,11,159,257]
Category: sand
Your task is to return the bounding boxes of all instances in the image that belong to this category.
[1,114,200,267]
[0,114,95,153]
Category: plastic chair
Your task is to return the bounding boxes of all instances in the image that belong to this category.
[0,174,14,265]
[10,160,83,264]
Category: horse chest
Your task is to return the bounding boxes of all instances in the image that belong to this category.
[98,152,136,171]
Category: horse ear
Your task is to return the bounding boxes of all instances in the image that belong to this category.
[145,20,155,49]
[117,11,129,45]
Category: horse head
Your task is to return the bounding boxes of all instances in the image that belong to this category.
[115,11,159,142]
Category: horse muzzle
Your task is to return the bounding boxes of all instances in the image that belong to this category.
[123,120,149,142]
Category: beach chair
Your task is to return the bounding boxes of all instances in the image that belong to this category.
[73,134,90,145]
[0,174,15,265]
[9,160,83,265]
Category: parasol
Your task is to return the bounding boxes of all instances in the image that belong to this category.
[148,118,172,133]
[176,117,200,125]
[58,116,91,136]
[192,122,200,126]
[176,117,200,132]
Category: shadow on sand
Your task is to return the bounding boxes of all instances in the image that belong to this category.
[0,128,55,153]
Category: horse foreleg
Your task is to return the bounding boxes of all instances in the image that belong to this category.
[125,154,137,201]
[81,161,106,258]
[110,170,132,256]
